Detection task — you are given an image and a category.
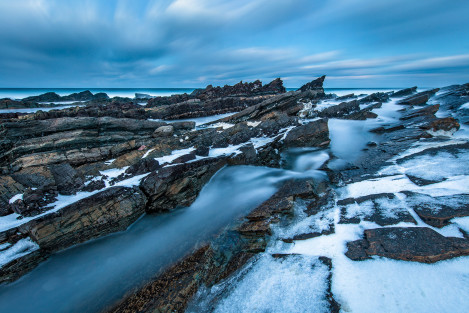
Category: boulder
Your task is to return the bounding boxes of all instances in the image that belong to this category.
[390,86,417,98]
[153,125,174,137]
[49,163,85,195]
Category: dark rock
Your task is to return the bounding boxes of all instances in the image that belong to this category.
[81,179,106,192]
[346,227,469,263]
[400,104,440,120]
[125,158,160,175]
[171,153,196,164]
[141,157,227,212]
[420,117,460,133]
[171,121,196,130]
[283,119,330,148]
[358,92,389,104]
[25,186,146,251]
[390,87,417,98]
[0,175,25,211]
[398,88,439,105]
[49,163,85,195]
[10,185,58,217]
[403,191,469,228]
[195,145,209,157]
[298,75,326,93]
[315,100,360,118]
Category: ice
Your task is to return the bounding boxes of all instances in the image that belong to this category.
[251,136,276,149]
[0,238,39,268]
[194,255,330,313]
[400,151,469,181]
[344,200,374,219]
[99,166,129,178]
[154,147,195,165]
[9,193,23,204]
[209,144,243,158]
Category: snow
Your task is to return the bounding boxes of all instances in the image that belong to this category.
[104,159,115,165]
[9,194,23,204]
[154,147,195,165]
[200,254,330,313]
[142,148,155,158]
[209,144,243,158]
[208,122,235,130]
[99,166,129,178]
[251,136,276,149]
[0,238,39,268]
[247,121,261,127]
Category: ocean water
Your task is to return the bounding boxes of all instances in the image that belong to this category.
[0,87,400,100]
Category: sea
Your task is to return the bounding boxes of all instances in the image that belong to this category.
[0,87,400,100]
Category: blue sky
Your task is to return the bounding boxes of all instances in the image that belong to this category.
[1,0,468,88]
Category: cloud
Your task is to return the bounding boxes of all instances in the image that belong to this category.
[0,0,468,87]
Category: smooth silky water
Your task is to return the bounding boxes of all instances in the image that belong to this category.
[0,160,326,313]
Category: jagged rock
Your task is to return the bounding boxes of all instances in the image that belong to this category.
[0,175,25,211]
[10,185,58,217]
[81,179,106,192]
[298,75,326,93]
[24,186,147,251]
[195,145,209,157]
[125,158,160,176]
[398,88,439,105]
[420,117,460,133]
[345,227,469,263]
[0,248,48,284]
[390,86,417,98]
[315,100,360,118]
[49,163,85,195]
[283,119,330,148]
[400,104,440,120]
[358,92,389,104]
[141,157,228,212]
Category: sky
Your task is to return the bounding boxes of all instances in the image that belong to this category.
[1,0,468,88]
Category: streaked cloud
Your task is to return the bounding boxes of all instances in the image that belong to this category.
[0,0,468,87]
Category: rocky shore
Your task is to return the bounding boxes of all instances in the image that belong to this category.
[1,76,469,312]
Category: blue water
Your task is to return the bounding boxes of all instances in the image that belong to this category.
[0,87,401,100]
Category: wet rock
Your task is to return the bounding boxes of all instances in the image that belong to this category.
[420,117,460,133]
[25,186,147,251]
[346,227,469,263]
[315,100,360,118]
[390,86,417,98]
[358,92,389,104]
[172,152,196,164]
[398,88,439,105]
[283,119,330,148]
[0,248,48,284]
[400,104,440,120]
[336,93,356,101]
[171,121,196,130]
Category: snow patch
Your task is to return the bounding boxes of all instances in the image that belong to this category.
[0,238,39,268]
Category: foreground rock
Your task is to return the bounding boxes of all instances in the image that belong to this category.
[346,227,469,263]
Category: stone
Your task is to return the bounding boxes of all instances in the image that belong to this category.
[346,227,469,263]
[152,125,174,137]
[390,86,417,98]
[125,158,160,176]
[49,163,85,195]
